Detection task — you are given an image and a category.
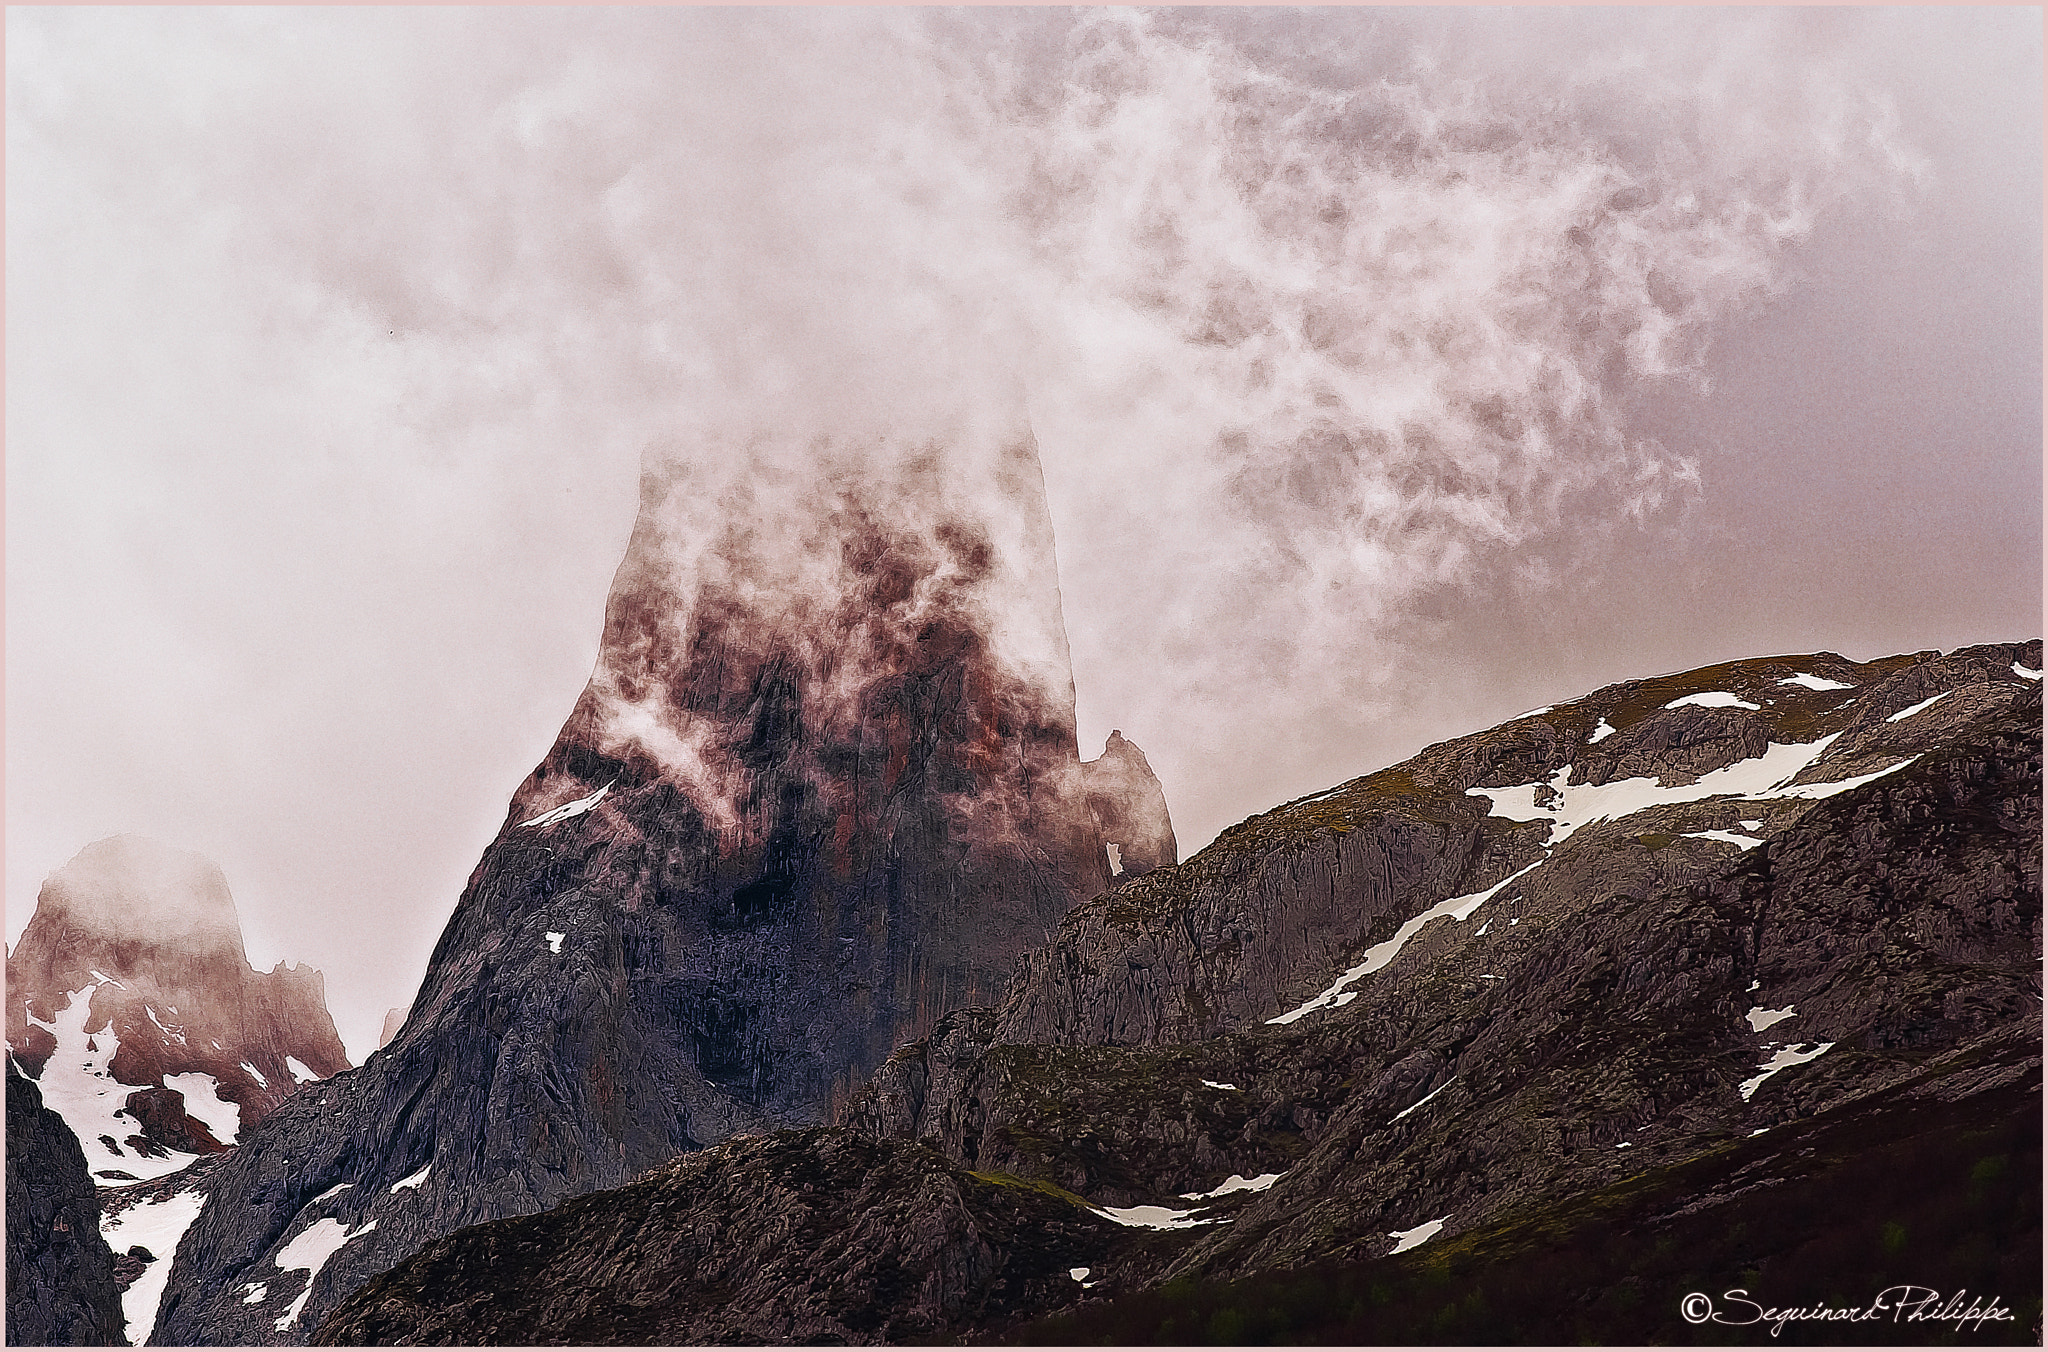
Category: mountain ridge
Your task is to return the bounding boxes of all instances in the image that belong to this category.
[312,638,2042,1345]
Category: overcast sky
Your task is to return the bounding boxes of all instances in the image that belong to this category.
[8,8,2039,1063]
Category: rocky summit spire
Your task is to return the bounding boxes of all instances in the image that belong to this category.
[6,836,349,1183]
[153,425,1123,1345]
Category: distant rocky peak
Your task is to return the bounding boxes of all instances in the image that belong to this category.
[6,837,349,1184]
[1083,730,1178,879]
[32,834,246,963]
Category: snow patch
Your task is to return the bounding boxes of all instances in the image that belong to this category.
[144,1006,185,1043]
[1467,734,1918,847]
[1474,920,1490,936]
[240,1060,270,1089]
[162,1071,240,1144]
[544,932,565,954]
[1515,705,1554,720]
[1779,673,1854,692]
[312,1182,354,1204]
[1664,691,1760,710]
[1106,843,1124,877]
[1093,1203,1220,1230]
[274,1217,378,1332]
[1588,717,1617,744]
[286,1056,320,1085]
[1388,1217,1448,1254]
[27,986,197,1182]
[1885,692,1949,723]
[1683,829,1766,849]
[1746,1005,1796,1033]
[1069,1267,1090,1282]
[1180,1172,1283,1201]
[520,780,615,829]
[390,1163,431,1193]
[1393,1078,1454,1122]
[2013,662,2042,681]
[102,1187,207,1344]
[1739,1041,1835,1101]
[88,970,126,989]
[1267,862,1542,1025]
[242,1283,268,1305]
[1200,1080,1238,1091]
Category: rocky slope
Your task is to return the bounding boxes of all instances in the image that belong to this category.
[310,639,2041,1344]
[6,835,350,1184]
[152,432,1163,1345]
[7,1060,126,1346]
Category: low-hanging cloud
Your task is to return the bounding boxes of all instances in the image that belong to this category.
[10,8,1943,1045]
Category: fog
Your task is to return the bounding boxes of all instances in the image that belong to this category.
[8,9,2038,1061]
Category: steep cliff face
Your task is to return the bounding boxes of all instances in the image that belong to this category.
[7,1061,126,1346]
[1082,731,1178,879]
[6,836,349,1186]
[153,431,1138,1345]
[300,640,2040,1346]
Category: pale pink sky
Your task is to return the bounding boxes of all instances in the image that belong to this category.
[8,8,2039,1061]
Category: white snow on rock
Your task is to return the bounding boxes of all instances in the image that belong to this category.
[144,1006,185,1043]
[312,1182,354,1204]
[2013,663,2042,681]
[1515,706,1554,720]
[1779,673,1855,692]
[242,1283,268,1305]
[1739,1041,1835,1101]
[1180,1172,1283,1201]
[102,1186,207,1344]
[1885,692,1950,723]
[1467,734,1921,847]
[520,780,615,829]
[1740,819,1762,831]
[1747,980,1761,992]
[1588,718,1618,744]
[286,1056,320,1085]
[1664,691,1760,710]
[1068,1267,1090,1282]
[545,932,565,954]
[273,1217,378,1332]
[1473,920,1490,936]
[162,1071,241,1145]
[1388,1217,1448,1254]
[1746,1005,1796,1033]
[1393,1078,1455,1122]
[25,985,198,1183]
[1683,829,1766,849]
[390,1163,431,1193]
[1106,843,1125,877]
[240,1060,269,1089]
[88,970,126,989]
[1200,1080,1238,1091]
[1093,1203,1221,1231]
[1267,863,1542,1025]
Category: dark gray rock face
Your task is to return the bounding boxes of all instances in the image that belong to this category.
[1082,730,1178,878]
[6,836,350,1180]
[312,1129,1120,1346]
[153,433,1129,1345]
[7,1061,125,1346]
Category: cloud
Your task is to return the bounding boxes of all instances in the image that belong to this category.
[8,8,1943,1052]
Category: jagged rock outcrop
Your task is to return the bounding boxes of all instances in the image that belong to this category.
[153,430,1146,1345]
[7,1060,126,1346]
[292,640,2041,1345]
[1082,731,1178,878]
[6,836,350,1186]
